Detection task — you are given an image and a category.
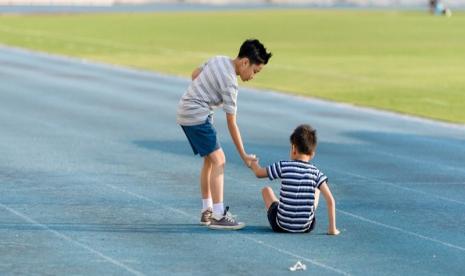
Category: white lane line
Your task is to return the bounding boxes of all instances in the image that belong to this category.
[249,121,465,205]
[0,202,145,276]
[405,182,465,186]
[338,209,465,252]
[104,183,191,218]
[363,148,465,176]
[147,153,465,254]
[331,169,465,206]
[109,182,465,256]
[103,183,350,275]
[0,187,69,192]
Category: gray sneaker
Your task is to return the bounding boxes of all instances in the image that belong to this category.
[200,208,212,225]
[208,206,246,230]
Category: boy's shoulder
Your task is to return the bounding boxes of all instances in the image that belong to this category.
[203,56,237,86]
[280,160,318,168]
[203,55,231,66]
[211,55,231,61]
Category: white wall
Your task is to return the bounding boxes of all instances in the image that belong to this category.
[0,0,463,6]
[0,0,114,5]
[3,0,157,4]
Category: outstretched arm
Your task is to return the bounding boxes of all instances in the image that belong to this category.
[250,160,268,178]
[226,113,256,167]
[319,182,340,235]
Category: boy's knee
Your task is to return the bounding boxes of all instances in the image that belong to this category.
[262,186,272,195]
[212,156,226,167]
[208,150,226,167]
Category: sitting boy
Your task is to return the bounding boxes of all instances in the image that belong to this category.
[249,124,340,234]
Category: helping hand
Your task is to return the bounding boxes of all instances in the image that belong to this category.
[243,153,257,168]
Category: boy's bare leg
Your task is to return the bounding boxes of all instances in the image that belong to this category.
[262,186,278,210]
[207,148,245,229]
[208,148,225,204]
[200,157,212,200]
[314,189,321,210]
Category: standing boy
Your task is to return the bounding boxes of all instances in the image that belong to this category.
[177,39,272,230]
[250,124,340,234]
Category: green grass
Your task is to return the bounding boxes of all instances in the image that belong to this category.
[1,10,464,123]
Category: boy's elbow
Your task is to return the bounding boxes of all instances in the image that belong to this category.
[326,197,336,208]
[191,68,201,80]
[256,170,268,179]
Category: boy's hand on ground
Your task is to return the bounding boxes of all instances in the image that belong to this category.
[327,228,340,236]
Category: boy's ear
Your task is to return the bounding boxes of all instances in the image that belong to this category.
[242,57,250,67]
[310,151,316,159]
[291,144,297,155]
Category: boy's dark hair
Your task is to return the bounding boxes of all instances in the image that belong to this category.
[290,124,317,155]
[238,39,272,65]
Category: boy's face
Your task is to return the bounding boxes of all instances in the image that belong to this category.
[238,58,264,82]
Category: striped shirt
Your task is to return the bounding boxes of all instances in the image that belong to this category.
[176,56,238,126]
[267,160,328,233]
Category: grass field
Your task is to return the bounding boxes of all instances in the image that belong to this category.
[1,9,464,123]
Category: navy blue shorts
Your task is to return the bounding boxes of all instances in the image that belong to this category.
[267,201,316,233]
[180,116,220,157]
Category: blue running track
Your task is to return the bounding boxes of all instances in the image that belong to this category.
[1,45,465,275]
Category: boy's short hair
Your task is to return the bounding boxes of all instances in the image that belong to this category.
[290,124,317,155]
[238,39,272,65]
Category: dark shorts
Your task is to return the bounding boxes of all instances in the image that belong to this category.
[180,116,220,157]
[267,201,316,233]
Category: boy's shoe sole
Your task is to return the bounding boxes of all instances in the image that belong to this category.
[208,222,246,230]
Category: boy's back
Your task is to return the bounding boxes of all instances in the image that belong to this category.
[176,56,238,126]
[250,124,339,235]
[268,160,327,233]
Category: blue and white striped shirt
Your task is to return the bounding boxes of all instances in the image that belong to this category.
[267,160,328,233]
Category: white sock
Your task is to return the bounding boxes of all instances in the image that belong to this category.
[213,203,224,216]
[202,198,213,212]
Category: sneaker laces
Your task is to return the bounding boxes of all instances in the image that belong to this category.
[223,206,237,223]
